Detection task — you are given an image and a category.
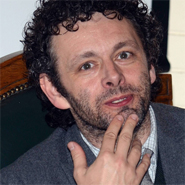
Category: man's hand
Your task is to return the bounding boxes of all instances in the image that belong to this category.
[67,114,150,185]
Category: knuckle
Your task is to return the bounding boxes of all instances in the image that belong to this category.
[72,152,81,161]
[124,166,136,181]
[133,139,142,146]
[73,169,80,180]
[120,132,132,142]
[132,147,141,157]
[127,120,136,128]
[140,160,150,171]
[115,157,125,168]
[105,131,117,139]
[127,167,135,175]
[101,151,112,160]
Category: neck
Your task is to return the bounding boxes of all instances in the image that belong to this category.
[74,115,105,149]
[134,110,151,145]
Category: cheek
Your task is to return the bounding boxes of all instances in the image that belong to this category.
[123,67,142,81]
[68,77,100,99]
[81,80,103,105]
[83,80,101,96]
[124,67,149,85]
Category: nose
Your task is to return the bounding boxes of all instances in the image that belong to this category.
[101,61,125,89]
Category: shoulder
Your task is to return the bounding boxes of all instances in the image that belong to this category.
[151,102,185,120]
[151,102,185,136]
[0,128,70,184]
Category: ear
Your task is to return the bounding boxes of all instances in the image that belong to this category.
[39,74,70,109]
[149,65,156,84]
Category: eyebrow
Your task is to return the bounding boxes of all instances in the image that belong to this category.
[69,40,140,66]
[79,51,96,59]
[69,51,97,67]
[112,40,140,53]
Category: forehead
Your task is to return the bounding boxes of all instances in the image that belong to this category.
[52,12,143,62]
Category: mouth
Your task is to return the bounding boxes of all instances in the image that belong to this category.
[104,94,133,108]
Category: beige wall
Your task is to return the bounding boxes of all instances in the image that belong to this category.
[167,0,185,108]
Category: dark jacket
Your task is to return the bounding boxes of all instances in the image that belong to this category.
[1,103,185,184]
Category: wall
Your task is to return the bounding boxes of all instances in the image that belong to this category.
[0,0,36,57]
[168,0,185,108]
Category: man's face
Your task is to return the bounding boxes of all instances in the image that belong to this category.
[52,13,156,132]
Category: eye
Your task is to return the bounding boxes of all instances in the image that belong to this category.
[117,51,131,60]
[81,62,94,70]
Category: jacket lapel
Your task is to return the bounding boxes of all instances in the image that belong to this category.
[154,150,166,184]
[64,125,96,184]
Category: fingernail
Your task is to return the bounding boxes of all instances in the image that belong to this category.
[144,148,153,158]
[68,142,75,151]
[116,115,123,121]
[130,114,138,121]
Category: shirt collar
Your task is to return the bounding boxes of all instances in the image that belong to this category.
[142,105,158,183]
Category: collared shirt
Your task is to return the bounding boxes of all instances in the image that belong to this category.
[80,105,158,183]
[142,106,158,183]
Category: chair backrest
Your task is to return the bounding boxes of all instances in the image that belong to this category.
[0,54,29,99]
[0,53,173,169]
[154,73,172,105]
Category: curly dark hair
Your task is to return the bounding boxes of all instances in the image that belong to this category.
[22,0,163,129]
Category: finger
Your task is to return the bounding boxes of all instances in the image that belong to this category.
[67,142,87,179]
[135,154,151,184]
[100,115,123,154]
[116,114,138,158]
[127,139,142,166]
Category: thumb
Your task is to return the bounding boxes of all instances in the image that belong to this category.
[68,142,87,177]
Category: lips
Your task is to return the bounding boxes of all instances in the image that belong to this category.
[104,94,133,107]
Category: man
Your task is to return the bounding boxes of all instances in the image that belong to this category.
[1,0,184,184]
